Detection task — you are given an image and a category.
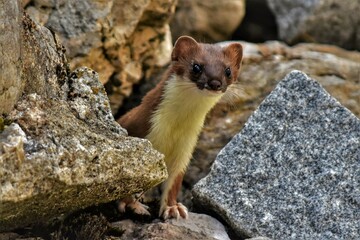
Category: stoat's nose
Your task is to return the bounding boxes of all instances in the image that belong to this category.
[208,79,222,91]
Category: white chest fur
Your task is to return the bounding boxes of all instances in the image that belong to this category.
[146,75,223,175]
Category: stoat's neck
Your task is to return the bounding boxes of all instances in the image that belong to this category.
[146,75,223,173]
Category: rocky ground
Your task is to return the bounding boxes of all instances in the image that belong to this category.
[1,0,360,239]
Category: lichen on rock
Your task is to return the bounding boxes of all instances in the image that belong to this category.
[0,0,166,231]
[0,67,167,230]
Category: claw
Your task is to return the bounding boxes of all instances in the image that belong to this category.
[128,201,151,215]
[161,202,188,220]
[117,197,151,216]
[118,200,127,213]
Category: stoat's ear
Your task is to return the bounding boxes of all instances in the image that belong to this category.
[224,43,243,69]
[171,36,199,61]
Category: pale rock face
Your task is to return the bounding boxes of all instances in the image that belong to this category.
[170,0,245,43]
[0,0,24,115]
[110,212,231,240]
[267,0,360,50]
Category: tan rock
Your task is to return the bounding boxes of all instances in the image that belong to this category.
[170,0,245,42]
[25,0,177,114]
[70,48,115,85]
[21,0,31,7]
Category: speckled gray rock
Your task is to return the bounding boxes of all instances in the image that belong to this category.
[267,0,360,50]
[193,71,360,239]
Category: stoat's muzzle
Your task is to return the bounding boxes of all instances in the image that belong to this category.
[205,79,223,91]
[196,78,227,93]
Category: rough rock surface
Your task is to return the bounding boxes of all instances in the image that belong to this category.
[193,71,360,239]
[24,0,176,114]
[0,0,166,231]
[170,0,245,43]
[109,213,230,240]
[267,0,360,50]
[0,0,23,115]
[0,68,166,231]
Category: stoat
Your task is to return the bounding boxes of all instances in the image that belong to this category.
[118,36,243,219]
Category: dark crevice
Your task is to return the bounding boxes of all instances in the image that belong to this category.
[232,0,278,43]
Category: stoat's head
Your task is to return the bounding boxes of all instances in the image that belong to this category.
[170,36,243,94]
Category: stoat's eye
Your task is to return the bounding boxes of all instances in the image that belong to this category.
[225,67,231,78]
[192,63,202,74]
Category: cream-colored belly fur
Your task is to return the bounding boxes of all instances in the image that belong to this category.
[146,75,223,208]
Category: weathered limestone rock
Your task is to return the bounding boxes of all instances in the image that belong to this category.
[193,71,360,239]
[267,0,360,50]
[24,0,177,114]
[0,69,166,231]
[21,14,68,100]
[109,213,230,240]
[0,0,23,115]
[170,0,245,43]
[0,0,166,231]
[1,0,68,115]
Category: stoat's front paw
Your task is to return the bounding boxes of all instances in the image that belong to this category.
[160,202,188,220]
[118,198,150,216]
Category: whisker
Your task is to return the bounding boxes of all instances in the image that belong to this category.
[223,85,245,99]
[218,84,250,111]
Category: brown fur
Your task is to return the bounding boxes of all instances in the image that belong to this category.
[171,40,242,93]
[118,38,243,136]
[167,173,184,206]
[118,36,243,219]
[118,75,166,138]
